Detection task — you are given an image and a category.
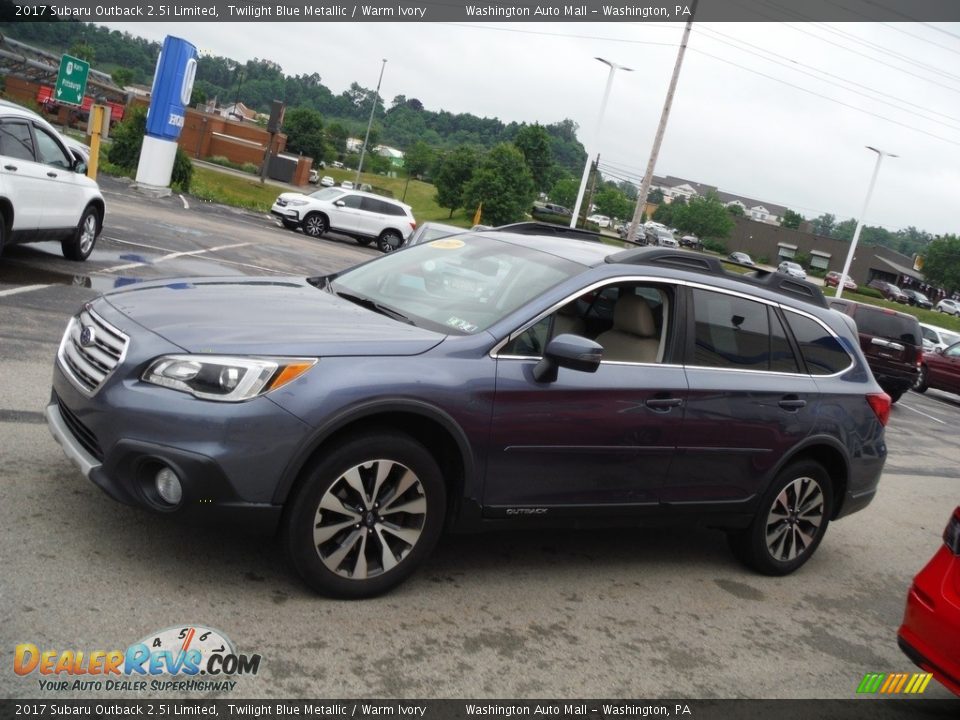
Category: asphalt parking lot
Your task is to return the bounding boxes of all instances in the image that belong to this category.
[0,177,957,702]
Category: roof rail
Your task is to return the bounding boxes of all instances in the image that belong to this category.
[606,247,828,308]
[493,222,603,243]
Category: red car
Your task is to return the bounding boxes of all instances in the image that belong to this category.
[898,506,960,696]
[914,341,960,395]
[824,271,857,292]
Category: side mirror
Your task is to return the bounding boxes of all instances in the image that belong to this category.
[73,159,88,175]
[533,333,603,383]
[334,200,346,207]
[935,347,944,355]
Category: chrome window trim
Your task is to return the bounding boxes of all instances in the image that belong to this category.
[491,274,855,378]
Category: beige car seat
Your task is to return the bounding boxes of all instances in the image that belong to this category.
[595,294,660,363]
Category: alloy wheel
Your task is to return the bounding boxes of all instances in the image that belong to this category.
[312,459,427,580]
[79,213,97,255]
[764,476,824,562]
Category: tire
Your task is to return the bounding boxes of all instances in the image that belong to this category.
[728,460,833,576]
[302,213,327,238]
[281,219,299,231]
[61,206,99,261]
[887,389,903,404]
[283,433,446,599]
[378,229,403,254]
[914,366,929,393]
[355,237,373,247]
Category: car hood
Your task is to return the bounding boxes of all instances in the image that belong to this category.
[102,277,445,356]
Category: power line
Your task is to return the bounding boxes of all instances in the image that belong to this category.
[688,46,960,148]
[879,22,960,57]
[695,26,960,132]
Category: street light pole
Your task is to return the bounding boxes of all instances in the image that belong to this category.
[356,58,387,185]
[570,58,632,229]
[835,146,898,299]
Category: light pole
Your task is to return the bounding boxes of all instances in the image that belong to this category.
[570,58,633,229]
[835,146,898,299]
[356,58,387,184]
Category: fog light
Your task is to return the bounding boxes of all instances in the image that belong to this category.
[155,467,183,505]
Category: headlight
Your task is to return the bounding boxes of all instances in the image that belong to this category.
[284,199,309,207]
[142,355,316,402]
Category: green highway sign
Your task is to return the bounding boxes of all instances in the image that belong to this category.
[55,54,90,106]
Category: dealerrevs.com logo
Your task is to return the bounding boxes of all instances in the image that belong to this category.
[14,626,261,693]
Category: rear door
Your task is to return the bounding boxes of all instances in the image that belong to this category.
[927,343,960,393]
[668,287,819,507]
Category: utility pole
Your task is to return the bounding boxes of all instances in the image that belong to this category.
[626,0,698,246]
[581,154,601,229]
[356,58,387,185]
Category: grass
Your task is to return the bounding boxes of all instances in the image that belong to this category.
[187,165,477,226]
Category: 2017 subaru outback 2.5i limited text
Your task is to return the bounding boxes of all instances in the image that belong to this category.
[47,241,890,598]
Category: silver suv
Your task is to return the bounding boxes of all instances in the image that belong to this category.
[0,102,104,261]
[271,187,416,253]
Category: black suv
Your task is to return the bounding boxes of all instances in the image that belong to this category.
[829,298,922,403]
[47,241,890,598]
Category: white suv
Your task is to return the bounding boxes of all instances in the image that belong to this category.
[0,102,104,261]
[271,187,416,253]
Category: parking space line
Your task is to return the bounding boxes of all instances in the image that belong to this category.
[898,402,947,425]
[97,242,252,274]
[0,284,50,298]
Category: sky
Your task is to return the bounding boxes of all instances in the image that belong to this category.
[100,20,960,237]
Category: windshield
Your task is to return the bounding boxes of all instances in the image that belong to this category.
[308,188,344,201]
[330,234,585,335]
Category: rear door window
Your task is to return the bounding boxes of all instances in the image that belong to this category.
[0,120,35,161]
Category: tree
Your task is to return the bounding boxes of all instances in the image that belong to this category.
[112,67,134,88]
[647,188,665,204]
[512,124,553,192]
[781,209,803,229]
[671,193,735,239]
[403,140,434,179]
[727,203,745,217]
[594,188,633,221]
[433,146,479,218]
[809,213,836,237]
[832,218,858,242]
[548,178,579,209]
[919,234,960,292]
[462,144,536,226]
[69,41,95,63]
[283,107,328,163]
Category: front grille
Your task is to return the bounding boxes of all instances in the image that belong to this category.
[58,306,129,395]
[56,394,103,462]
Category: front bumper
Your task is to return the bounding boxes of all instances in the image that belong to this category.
[47,300,313,533]
[270,205,301,223]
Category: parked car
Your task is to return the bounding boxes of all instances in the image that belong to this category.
[534,202,571,217]
[308,169,319,185]
[586,214,611,228]
[867,279,908,303]
[728,252,754,266]
[898,506,960,697]
[936,298,960,316]
[270,187,416,251]
[47,242,889,598]
[679,235,701,250]
[901,289,934,309]
[919,323,960,354]
[777,261,806,280]
[340,180,355,190]
[319,176,335,187]
[0,101,104,260]
[646,226,677,247]
[828,298,922,403]
[332,161,344,169]
[914,340,960,395]
[824,271,857,292]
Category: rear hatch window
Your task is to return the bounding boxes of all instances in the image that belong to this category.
[854,307,920,363]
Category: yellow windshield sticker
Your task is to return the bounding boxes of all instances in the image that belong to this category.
[429,238,465,249]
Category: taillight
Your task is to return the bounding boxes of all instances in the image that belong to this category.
[866,392,891,426]
[410,221,417,231]
[944,507,960,555]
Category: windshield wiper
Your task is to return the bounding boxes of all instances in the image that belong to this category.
[334,290,415,325]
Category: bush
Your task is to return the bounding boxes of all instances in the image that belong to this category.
[702,239,727,254]
[106,104,191,191]
[855,287,884,300]
[241,162,258,174]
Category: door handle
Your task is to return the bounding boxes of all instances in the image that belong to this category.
[47,171,58,178]
[778,396,807,410]
[3,165,16,171]
[646,397,683,411]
